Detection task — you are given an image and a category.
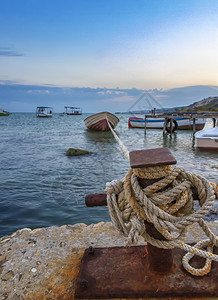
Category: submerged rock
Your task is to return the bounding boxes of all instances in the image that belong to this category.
[66,148,92,156]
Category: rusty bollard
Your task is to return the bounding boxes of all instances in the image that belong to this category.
[77,147,218,299]
[129,148,176,273]
[86,148,177,273]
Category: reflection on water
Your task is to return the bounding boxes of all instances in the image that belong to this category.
[0,113,217,237]
[162,132,178,150]
[85,129,117,145]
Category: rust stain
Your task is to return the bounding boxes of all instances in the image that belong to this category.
[25,249,84,300]
[141,247,148,258]
[24,245,217,300]
[75,245,218,299]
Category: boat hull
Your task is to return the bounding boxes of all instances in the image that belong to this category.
[128,117,206,130]
[0,112,10,116]
[66,113,82,115]
[195,127,218,150]
[37,113,52,118]
[84,112,119,131]
[196,138,218,150]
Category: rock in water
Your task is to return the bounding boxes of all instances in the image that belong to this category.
[66,148,92,156]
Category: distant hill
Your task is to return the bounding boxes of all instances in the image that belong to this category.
[178,97,218,112]
[115,96,218,114]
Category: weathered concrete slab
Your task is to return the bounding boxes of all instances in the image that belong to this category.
[0,221,217,300]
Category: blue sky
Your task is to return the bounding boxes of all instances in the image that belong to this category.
[0,0,217,112]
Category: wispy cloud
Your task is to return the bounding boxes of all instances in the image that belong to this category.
[0,82,217,112]
[154,94,168,98]
[0,47,24,57]
[27,89,51,94]
[97,90,127,96]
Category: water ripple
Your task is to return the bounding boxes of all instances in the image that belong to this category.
[0,113,217,236]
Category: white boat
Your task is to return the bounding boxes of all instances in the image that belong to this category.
[128,117,206,131]
[36,106,53,118]
[65,106,82,115]
[84,112,119,131]
[195,127,218,150]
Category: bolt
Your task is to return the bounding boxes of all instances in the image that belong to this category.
[88,246,95,255]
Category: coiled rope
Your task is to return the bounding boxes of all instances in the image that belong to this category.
[106,118,218,276]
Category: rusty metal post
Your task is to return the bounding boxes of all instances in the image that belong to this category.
[77,147,218,298]
[85,193,107,207]
[130,148,176,273]
[85,148,177,273]
[145,221,173,273]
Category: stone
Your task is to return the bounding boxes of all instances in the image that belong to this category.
[60,242,66,247]
[0,255,7,264]
[31,268,37,273]
[66,148,92,156]
[1,270,14,281]
[1,238,11,243]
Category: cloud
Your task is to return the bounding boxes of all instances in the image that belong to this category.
[97,90,113,95]
[0,82,217,112]
[26,89,51,94]
[154,94,168,98]
[97,90,127,96]
[0,47,24,57]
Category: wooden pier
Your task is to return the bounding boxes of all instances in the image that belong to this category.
[144,112,218,135]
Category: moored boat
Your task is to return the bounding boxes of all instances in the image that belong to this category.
[36,107,53,118]
[0,109,10,116]
[65,106,82,115]
[128,117,206,131]
[84,112,119,131]
[195,127,218,150]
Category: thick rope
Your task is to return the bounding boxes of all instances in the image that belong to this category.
[105,166,218,276]
[106,115,129,161]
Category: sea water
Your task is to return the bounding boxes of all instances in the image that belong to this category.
[0,113,217,237]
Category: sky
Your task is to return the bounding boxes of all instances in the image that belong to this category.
[0,0,217,112]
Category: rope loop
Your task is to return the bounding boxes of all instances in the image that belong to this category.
[105,179,123,195]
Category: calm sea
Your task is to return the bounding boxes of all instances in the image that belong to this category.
[0,113,217,237]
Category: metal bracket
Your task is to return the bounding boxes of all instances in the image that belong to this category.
[75,245,218,299]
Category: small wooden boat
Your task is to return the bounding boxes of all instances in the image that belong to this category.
[128,117,206,131]
[195,127,218,150]
[36,106,53,118]
[0,109,10,116]
[84,112,119,131]
[65,106,82,115]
